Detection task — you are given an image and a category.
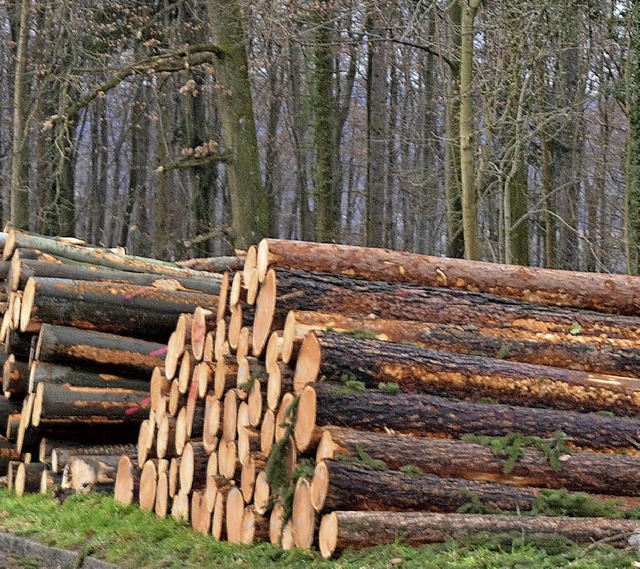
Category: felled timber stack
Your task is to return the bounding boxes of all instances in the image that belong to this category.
[115,238,640,556]
[0,229,237,495]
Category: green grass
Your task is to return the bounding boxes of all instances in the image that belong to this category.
[0,490,638,568]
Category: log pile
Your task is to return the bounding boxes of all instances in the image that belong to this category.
[0,229,232,495]
[114,238,640,556]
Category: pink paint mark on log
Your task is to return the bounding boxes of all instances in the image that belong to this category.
[125,397,151,415]
[149,346,168,357]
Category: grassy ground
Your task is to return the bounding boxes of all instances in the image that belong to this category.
[0,490,638,568]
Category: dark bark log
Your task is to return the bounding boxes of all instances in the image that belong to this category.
[304,331,640,416]
[311,384,640,452]
[21,278,218,341]
[29,361,149,392]
[4,330,35,360]
[267,269,640,342]
[285,310,640,377]
[32,383,150,425]
[317,426,640,496]
[35,324,166,376]
[319,511,640,558]
[258,238,640,315]
[311,460,640,516]
[10,258,221,295]
[2,354,26,396]
[51,443,136,474]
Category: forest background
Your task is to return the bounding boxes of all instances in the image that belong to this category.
[1,0,639,274]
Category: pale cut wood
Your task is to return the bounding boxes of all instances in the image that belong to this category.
[228,305,243,350]
[150,367,171,410]
[226,486,246,544]
[212,491,226,540]
[15,462,46,496]
[229,272,243,309]
[203,394,221,454]
[242,246,257,288]
[214,319,227,361]
[171,491,190,522]
[237,426,261,464]
[222,389,238,443]
[168,458,180,498]
[174,313,193,358]
[191,307,217,361]
[215,355,237,399]
[191,490,212,535]
[275,392,295,443]
[168,379,186,416]
[203,331,215,362]
[180,441,209,494]
[236,327,251,361]
[114,456,139,505]
[164,332,181,380]
[252,269,276,357]
[193,361,214,399]
[177,351,195,394]
[155,469,169,518]
[139,460,158,511]
[266,364,294,412]
[269,502,285,545]
[254,470,270,515]
[292,477,315,549]
[266,331,284,371]
[246,268,259,306]
[260,409,275,455]
[241,506,269,544]
[217,272,230,323]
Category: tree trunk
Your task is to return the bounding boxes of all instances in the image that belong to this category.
[4,230,214,278]
[319,511,640,559]
[284,310,640,377]
[206,0,270,248]
[10,0,30,230]
[21,277,217,340]
[10,258,221,295]
[312,460,542,513]
[309,384,640,452]
[29,362,149,393]
[459,0,481,259]
[32,383,150,425]
[302,331,640,416]
[365,9,387,248]
[258,239,640,315]
[35,324,166,377]
[317,426,640,497]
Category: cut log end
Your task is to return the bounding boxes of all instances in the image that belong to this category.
[292,477,315,549]
[246,268,259,306]
[216,272,230,322]
[319,511,338,559]
[293,332,320,393]
[256,239,270,283]
[19,278,36,333]
[261,409,275,455]
[254,470,270,515]
[243,246,257,286]
[139,460,158,511]
[294,385,317,452]
[252,269,276,357]
[266,332,282,374]
[310,460,329,512]
[226,486,246,544]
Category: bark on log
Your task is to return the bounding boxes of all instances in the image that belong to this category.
[10,257,221,295]
[301,331,640,416]
[4,330,35,360]
[29,361,149,393]
[285,310,640,378]
[258,238,640,315]
[15,462,46,496]
[21,277,218,341]
[310,384,640,452]
[3,354,27,396]
[51,443,137,474]
[67,454,125,493]
[32,383,150,425]
[265,268,640,342]
[311,460,640,515]
[317,426,640,496]
[318,511,640,559]
[35,324,166,377]
[4,230,217,279]
[177,255,245,273]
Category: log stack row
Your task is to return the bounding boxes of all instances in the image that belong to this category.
[0,230,228,495]
[115,238,640,557]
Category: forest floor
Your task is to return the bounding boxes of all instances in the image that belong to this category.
[0,490,637,569]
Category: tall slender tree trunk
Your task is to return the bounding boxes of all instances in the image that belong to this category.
[459,0,481,260]
[313,1,338,242]
[365,10,387,248]
[10,0,30,230]
[444,1,464,258]
[206,0,270,249]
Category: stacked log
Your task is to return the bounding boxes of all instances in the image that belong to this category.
[114,238,640,556]
[0,230,240,494]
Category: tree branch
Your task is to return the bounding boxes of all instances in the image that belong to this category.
[49,44,224,124]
